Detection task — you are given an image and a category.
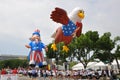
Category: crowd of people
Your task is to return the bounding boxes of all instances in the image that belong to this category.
[0,66,119,80]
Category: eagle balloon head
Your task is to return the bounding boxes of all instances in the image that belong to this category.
[78,9,84,19]
[69,7,85,23]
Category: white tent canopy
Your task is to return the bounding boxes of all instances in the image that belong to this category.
[112,60,120,65]
[94,61,106,66]
[112,60,120,69]
[86,62,97,69]
[72,63,84,70]
[72,61,109,70]
[94,61,107,70]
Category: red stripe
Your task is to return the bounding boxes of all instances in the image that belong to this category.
[30,51,44,63]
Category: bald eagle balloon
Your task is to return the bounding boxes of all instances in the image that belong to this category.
[50,7,84,51]
[25,29,48,67]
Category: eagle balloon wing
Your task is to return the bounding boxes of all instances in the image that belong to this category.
[50,7,69,25]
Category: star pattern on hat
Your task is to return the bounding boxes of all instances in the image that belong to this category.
[62,20,76,36]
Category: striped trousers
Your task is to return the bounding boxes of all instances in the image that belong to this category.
[30,50,44,64]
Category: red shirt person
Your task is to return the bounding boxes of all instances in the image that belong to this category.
[12,68,18,74]
[1,68,7,74]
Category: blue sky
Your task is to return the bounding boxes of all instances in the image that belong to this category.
[0,0,120,56]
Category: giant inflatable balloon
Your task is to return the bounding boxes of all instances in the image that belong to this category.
[50,7,85,51]
[25,29,48,67]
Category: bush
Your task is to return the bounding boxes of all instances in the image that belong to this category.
[0,59,28,69]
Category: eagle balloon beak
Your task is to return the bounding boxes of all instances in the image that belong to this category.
[78,12,85,19]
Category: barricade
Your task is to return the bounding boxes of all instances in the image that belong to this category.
[1,74,18,80]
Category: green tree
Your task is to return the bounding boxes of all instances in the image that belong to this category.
[46,42,70,64]
[69,31,99,68]
[69,61,78,69]
[46,43,56,58]
[0,59,28,69]
[95,32,114,64]
[112,36,120,71]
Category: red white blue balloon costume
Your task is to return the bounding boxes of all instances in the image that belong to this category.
[26,29,47,67]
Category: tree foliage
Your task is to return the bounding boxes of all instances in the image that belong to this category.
[0,59,28,69]
[46,42,70,64]
[68,31,99,68]
[112,36,120,70]
[95,32,114,63]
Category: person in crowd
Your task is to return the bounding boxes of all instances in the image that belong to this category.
[12,68,18,74]
[6,66,11,74]
[31,68,37,80]
[42,70,47,80]
[28,68,32,78]
[1,68,7,75]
